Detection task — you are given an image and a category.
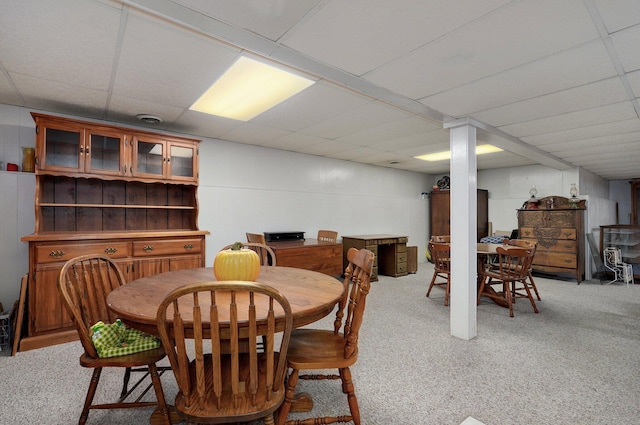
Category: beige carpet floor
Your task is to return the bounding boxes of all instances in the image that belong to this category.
[1,262,638,424]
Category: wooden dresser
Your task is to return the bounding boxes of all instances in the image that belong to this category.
[20,113,209,351]
[517,196,586,283]
[341,235,408,281]
[429,189,489,241]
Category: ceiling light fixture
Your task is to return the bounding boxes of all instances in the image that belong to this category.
[136,114,163,124]
[189,56,315,121]
[414,144,503,162]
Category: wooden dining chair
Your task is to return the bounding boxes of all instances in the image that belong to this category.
[246,232,267,244]
[277,247,375,425]
[430,235,451,243]
[156,281,293,425]
[502,238,541,301]
[222,242,277,267]
[57,254,172,425]
[477,246,538,317]
[426,241,451,306]
[317,229,338,243]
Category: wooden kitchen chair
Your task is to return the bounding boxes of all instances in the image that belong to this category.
[58,254,172,425]
[246,232,267,244]
[277,247,375,425]
[156,281,293,425]
[221,242,277,267]
[478,247,538,317]
[317,230,338,243]
[426,242,451,306]
[502,238,541,301]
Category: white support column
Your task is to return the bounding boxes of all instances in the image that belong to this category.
[446,120,478,340]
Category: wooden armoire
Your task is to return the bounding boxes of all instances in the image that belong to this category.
[429,189,489,241]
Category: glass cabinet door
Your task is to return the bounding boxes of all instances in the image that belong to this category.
[85,129,126,176]
[133,138,165,178]
[169,143,196,180]
[41,126,82,170]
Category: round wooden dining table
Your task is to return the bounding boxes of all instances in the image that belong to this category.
[107,266,345,336]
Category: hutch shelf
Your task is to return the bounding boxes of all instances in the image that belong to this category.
[20,113,209,351]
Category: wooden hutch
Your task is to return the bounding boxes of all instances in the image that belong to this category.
[20,113,209,351]
[517,196,586,283]
[429,189,489,241]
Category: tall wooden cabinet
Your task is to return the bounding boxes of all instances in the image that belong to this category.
[20,113,209,351]
[518,196,586,283]
[429,189,489,241]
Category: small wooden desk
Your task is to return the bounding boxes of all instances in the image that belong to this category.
[268,238,343,276]
[342,234,408,281]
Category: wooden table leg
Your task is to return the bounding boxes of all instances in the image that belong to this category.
[150,405,183,425]
[289,392,314,412]
[477,256,509,308]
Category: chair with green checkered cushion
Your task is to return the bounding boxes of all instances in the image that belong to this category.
[58,254,174,425]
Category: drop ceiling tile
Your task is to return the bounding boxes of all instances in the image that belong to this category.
[169,110,243,139]
[251,81,371,131]
[628,70,640,96]
[593,0,640,33]
[0,73,24,107]
[534,131,640,153]
[336,116,441,147]
[0,0,120,91]
[328,146,382,161]
[261,132,319,152]
[114,10,241,108]
[12,74,108,119]
[298,101,412,139]
[609,25,640,72]
[280,0,510,76]
[499,101,637,137]
[106,94,186,126]
[523,118,640,145]
[218,122,291,146]
[172,0,321,41]
[292,139,360,157]
[365,0,599,99]
[421,40,617,117]
[472,77,628,127]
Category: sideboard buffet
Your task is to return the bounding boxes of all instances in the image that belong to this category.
[20,113,209,351]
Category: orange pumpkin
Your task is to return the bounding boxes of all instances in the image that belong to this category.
[213,242,261,281]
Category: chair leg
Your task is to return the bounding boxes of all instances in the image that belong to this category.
[148,363,171,425]
[340,367,360,425]
[277,368,299,425]
[264,413,275,425]
[518,280,539,314]
[80,368,102,425]
[120,367,132,399]
[426,273,437,297]
[528,272,541,300]
[504,282,514,318]
[444,277,450,307]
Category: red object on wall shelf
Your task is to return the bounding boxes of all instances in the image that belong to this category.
[6,163,18,171]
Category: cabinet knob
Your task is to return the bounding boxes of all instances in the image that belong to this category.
[104,247,117,255]
[143,245,154,253]
[184,243,193,250]
[49,250,65,258]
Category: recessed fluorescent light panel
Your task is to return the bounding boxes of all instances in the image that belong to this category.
[189,56,315,121]
[415,144,503,161]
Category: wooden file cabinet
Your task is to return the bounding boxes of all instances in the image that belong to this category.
[342,235,408,281]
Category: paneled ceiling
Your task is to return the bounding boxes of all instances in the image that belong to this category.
[1,0,639,180]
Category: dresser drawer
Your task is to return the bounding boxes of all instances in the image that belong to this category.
[36,241,130,263]
[534,239,577,253]
[532,251,577,268]
[520,227,576,241]
[397,251,407,263]
[133,238,202,257]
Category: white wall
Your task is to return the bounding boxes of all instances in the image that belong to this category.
[197,138,431,266]
[610,180,632,224]
[0,104,432,309]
